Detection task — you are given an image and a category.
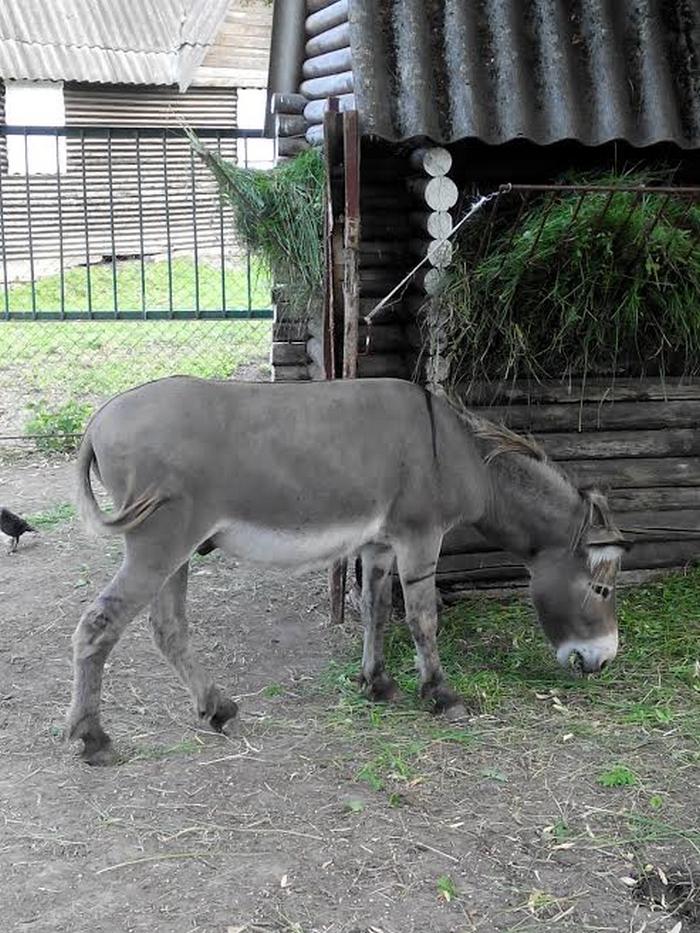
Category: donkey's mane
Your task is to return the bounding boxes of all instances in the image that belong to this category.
[471,420,547,465]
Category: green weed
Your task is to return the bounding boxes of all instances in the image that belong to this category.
[24,400,92,452]
[263,683,283,698]
[597,765,638,787]
[437,875,458,902]
[27,502,76,529]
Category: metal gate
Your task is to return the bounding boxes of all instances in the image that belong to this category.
[0,124,273,449]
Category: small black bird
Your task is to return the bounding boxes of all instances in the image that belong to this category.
[1,507,37,554]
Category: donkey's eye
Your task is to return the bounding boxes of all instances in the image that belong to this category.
[591,582,612,599]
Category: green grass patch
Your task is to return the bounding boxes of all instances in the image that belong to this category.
[0,257,272,448]
[27,502,76,529]
[320,569,700,745]
[6,257,271,315]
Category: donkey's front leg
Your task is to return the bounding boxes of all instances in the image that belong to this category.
[357,543,399,701]
[396,537,466,719]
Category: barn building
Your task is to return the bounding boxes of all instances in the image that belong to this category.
[0,0,273,278]
[265,0,700,591]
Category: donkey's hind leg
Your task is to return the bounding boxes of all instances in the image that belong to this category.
[148,561,238,733]
[67,555,177,765]
[358,543,399,701]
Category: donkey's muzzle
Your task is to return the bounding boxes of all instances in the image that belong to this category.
[556,632,619,675]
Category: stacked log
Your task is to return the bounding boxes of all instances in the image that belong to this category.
[270,93,309,160]
[301,0,353,147]
[438,378,700,593]
[401,146,456,385]
[270,286,310,381]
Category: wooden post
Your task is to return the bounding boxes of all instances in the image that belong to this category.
[321,100,342,380]
[327,109,362,626]
[321,99,351,626]
[342,109,360,380]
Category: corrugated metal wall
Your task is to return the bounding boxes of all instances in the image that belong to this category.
[0,83,239,267]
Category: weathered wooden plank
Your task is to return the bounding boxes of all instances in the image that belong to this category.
[464,378,700,406]
[271,364,310,382]
[305,0,349,37]
[303,46,352,79]
[310,318,408,352]
[437,538,699,579]
[272,320,309,341]
[540,428,700,460]
[443,509,700,555]
[560,458,700,488]
[476,399,700,433]
[305,21,350,57]
[609,487,700,512]
[271,342,308,365]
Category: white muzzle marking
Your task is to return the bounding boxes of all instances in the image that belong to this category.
[556,631,619,672]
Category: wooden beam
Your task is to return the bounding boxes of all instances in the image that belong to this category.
[303,46,353,79]
[305,21,350,57]
[409,210,453,238]
[301,70,354,101]
[408,146,453,176]
[270,92,307,115]
[406,176,459,210]
[305,0,349,38]
[304,93,356,124]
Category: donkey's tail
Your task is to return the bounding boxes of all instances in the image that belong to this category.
[76,433,166,535]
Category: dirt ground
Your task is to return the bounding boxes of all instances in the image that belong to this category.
[1,455,698,933]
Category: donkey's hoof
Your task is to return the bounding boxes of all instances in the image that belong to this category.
[359,671,400,703]
[81,735,116,767]
[443,702,469,722]
[208,697,239,733]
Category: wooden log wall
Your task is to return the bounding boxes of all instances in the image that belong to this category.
[439,379,700,592]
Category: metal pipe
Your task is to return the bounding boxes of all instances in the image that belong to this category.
[265,0,306,137]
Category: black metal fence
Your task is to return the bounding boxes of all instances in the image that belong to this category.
[0,125,273,448]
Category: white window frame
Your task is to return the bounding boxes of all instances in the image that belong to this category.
[237,88,275,169]
[5,80,67,176]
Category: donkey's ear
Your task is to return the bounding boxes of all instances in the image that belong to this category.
[583,527,631,571]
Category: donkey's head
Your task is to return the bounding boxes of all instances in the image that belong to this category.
[529,488,629,674]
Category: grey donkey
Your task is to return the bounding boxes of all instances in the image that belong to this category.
[67,377,627,765]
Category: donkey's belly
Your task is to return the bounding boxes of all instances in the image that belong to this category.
[213,515,384,569]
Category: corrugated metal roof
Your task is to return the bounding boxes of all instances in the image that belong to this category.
[349,0,700,149]
[0,0,232,90]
